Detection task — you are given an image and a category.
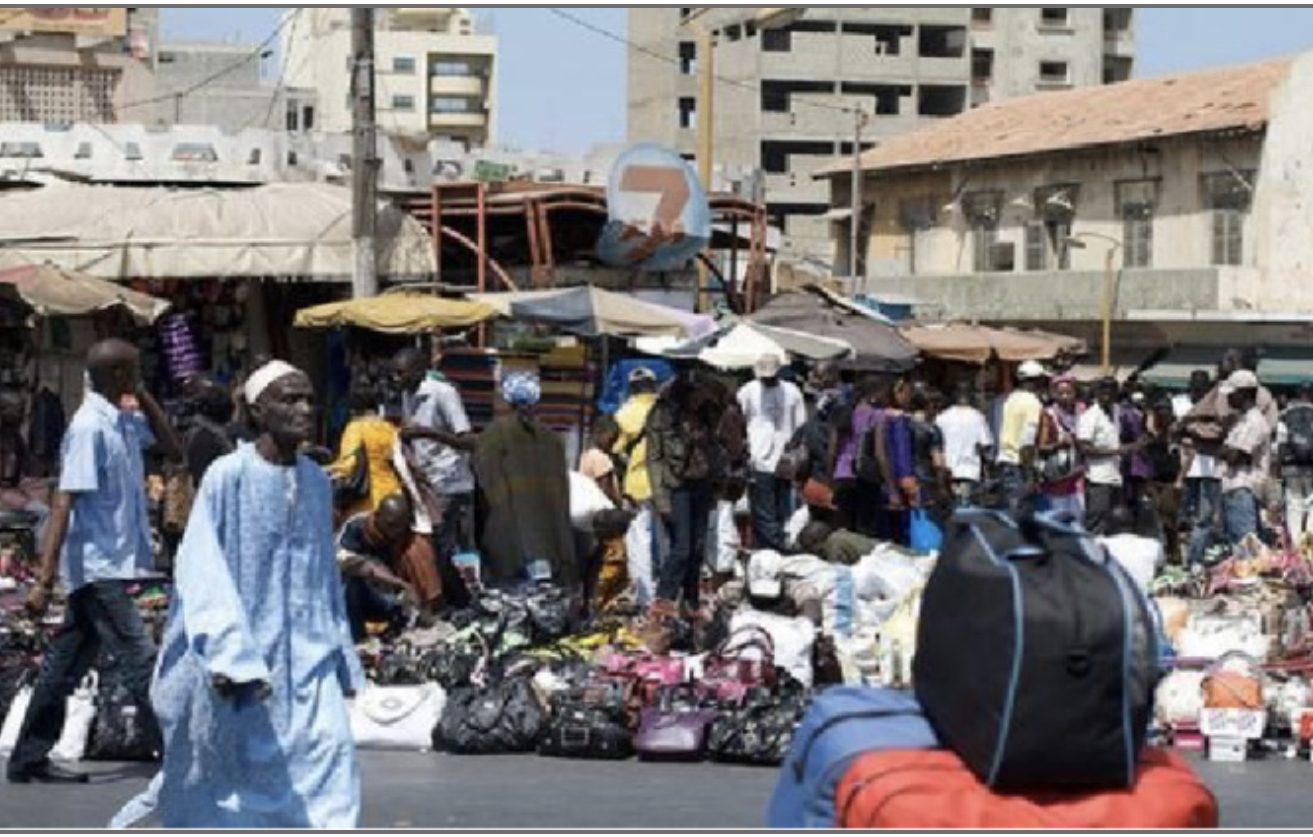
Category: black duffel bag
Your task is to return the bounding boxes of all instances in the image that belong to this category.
[913,509,1158,791]
[433,675,546,756]
[538,681,633,761]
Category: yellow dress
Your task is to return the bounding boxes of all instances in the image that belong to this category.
[332,417,403,519]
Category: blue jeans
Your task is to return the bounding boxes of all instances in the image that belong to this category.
[657,480,713,608]
[1185,478,1222,567]
[749,472,794,552]
[8,581,160,773]
[1223,488,1260,545]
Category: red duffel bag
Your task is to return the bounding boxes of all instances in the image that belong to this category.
[837,748,1218,829]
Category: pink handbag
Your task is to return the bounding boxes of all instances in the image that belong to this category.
[601,652,688,707]
[701,626,778,704]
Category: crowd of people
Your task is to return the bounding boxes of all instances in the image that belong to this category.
[5,332,1305,826]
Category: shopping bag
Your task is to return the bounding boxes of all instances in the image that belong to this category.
[908,510,943,554]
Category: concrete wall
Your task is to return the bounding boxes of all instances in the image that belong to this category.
[628,7,1133,263]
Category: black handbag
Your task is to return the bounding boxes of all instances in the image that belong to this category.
[706,677,810,767]
[523,584,574,645]
[538,681,633,761]
[85,658,160,763]
[423,639,485,691]
[914,509,1157,791]
[433,676,546,755]
[374,642,428,687]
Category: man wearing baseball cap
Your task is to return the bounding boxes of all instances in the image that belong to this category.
[994,360,1049,513]
[738,355,807,551]
[613,365,665,606]
[1219,369,1270,544]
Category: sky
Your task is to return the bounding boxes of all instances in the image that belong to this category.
[162,7,1313,154]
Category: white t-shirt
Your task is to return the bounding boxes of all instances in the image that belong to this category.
[1077,403,1123,486]
[737,379,806,474]
[403,377,473,494]
[936,405,994,482]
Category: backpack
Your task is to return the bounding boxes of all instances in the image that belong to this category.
[914,509,1158,792]
[1284,404,1313,466]
[855,418,885,486]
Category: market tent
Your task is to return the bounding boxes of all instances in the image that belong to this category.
[0,182,435,280]
[0,263,169,323]
[472,287,702,339]
[636,320,854,370]
[749,287,917,373]
[900,323,1086,365]
[293,292,498,334]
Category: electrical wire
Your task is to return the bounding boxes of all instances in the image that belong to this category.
[546,7,860,117]
[250,9,302,130]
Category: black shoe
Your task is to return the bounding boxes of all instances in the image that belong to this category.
[7,761,90,784]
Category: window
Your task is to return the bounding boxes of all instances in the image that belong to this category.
[1025,222,1047,272]
[760,140,833,176]
[971,48,994,84]
[1034,184,1079,270]
[392,56,416,74]
[918,26,966,59]
[431,61,472,77]
[971,8,993,25]
[1040,8,1070,27]
[678,41,697,75]
[1117,180,1158,268]
[899,197,938,274]
[247,148,262,166]
[763,28,790,52]
[431,96,474,114]
[124,142,143,162]
[1039,61,1070,85]
[391,94,416,111]
[964,192,1003,272]
[302,106,315,131]
[74,141,92,159]
[678,97,696,129]
[1204,171,1253,266]
[0,141,41,159]
[918,85,966,117]
[171,142,218,163]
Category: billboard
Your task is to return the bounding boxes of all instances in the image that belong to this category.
[0,8,128,38]
[596,144,712,273]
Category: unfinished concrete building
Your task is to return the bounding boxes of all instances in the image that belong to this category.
[627,7,1136,266]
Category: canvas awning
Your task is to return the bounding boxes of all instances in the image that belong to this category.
[0,182,435,280]
[901,323,1086,365]
[294,292,498,334]
[472,287,703,339]
[1140,347,1223,388]
[0,263,168,323]
[749,287,917,373]
[636,320,855,370]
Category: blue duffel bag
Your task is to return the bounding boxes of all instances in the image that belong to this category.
[767,687,940,829]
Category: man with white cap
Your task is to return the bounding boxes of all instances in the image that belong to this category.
[8,339,180,785]
[738,354,806,551]
[994,360,1049,513]
[114,359,364,828]
[1219,369,1271,545]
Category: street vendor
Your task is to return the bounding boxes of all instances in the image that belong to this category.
[337,493,439,641]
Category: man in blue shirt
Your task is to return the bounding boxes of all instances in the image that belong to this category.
[7,339,181,784]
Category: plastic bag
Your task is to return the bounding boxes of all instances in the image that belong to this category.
[908,510,943,554]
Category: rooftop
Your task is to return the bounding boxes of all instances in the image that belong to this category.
[817,57,1294,177]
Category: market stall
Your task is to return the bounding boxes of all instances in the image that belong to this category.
[749,286,917,373]
[635,320,855,370]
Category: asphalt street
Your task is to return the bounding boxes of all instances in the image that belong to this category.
[3,752,1313,829]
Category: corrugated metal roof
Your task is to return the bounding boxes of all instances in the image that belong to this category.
[817,58,1293,178]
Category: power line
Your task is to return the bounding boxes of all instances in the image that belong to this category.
[546,7,856,116]
[118,9,302,117]
[250,9,302,131]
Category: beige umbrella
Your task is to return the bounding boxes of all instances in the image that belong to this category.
[471,286,693,338]
[0,263,169,323]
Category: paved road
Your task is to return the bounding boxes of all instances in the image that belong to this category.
[3,753,1312,829]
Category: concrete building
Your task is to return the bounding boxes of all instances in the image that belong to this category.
[0,8,159,124]
[152,41,317,136]
[816,54,1313,359]
[281,7,497,149]
[628,7,1135,262]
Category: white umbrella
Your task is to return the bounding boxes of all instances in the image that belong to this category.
[637,320,854,371]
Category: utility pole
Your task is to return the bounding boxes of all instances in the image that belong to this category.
[695,24,715,314]
[351,8,378,299]
[849,108,868,290]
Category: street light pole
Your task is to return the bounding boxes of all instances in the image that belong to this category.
[1065,231,1123,373]
[350,7,378,300]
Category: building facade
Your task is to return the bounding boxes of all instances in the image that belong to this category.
[282,7,497,148]
[628,6,1135,262]
[818,55,1313,354]
[152,41,317,136]
[0,7,159,124]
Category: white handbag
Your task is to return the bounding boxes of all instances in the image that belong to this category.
[348,683,446,751]
[0,685,32,756]
[50,672,98,762]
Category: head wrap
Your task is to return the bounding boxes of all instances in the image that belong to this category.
[502,371,541,407]
[245,360,301,405]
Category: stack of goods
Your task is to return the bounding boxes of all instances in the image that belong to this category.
[347,584,812,766]
[1148,530,1313,763]
[440,349,498,430]
[771,508,1219,830]
[157,314,204,386]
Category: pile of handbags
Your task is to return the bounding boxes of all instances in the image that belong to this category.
[771,509,1220,830]
[349,580,814,766]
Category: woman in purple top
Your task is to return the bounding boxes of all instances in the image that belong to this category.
[878,378,917,546]
[830,377,884,537]
[1119,384,1153,511]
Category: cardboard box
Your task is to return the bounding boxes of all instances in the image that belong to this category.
[1208,736,1248,763]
